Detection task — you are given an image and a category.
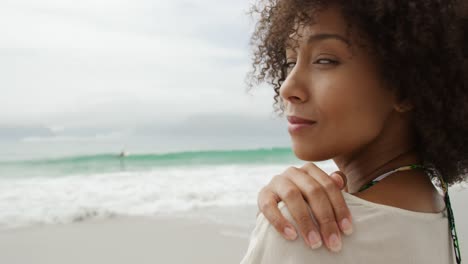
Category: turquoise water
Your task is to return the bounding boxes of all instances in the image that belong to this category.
[0,147,316,229]
[0,147,300,178]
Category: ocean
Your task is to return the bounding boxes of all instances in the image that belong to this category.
[0,147,340,230]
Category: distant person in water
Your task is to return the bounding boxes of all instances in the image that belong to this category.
[119,150,128,171]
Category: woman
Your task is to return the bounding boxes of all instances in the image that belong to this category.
[240,0,467,263]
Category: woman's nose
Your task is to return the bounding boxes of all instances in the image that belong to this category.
[279,69,309,105]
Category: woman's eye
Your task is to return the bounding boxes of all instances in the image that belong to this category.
[285,61,296,73]
[284,58,338,75]
[314,58,339,65]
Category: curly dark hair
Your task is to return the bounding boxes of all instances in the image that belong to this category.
[246,0,468,187]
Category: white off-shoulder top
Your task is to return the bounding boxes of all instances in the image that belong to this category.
[240,191,455,264]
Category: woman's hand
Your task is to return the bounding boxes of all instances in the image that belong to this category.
[256,162,353,253]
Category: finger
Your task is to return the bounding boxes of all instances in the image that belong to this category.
[271,173,323,249]
[330,171,346,190]
[301,163,353,235]
[289,168,342,253]
[257,185,298,241]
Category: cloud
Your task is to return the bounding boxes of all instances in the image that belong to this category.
[0,125,54,141]
[0,0,268,132]
[135,112,287,137]
[20,133,124,143]
[0,112,291,160]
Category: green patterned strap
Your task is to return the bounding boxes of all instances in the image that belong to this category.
[356,164,425,193]
[357,181,377,192]
[356,164,461,263]
[437,171,461,264]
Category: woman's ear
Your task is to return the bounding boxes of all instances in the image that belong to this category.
[387,84,414,113]
[394,100,414,113]
[390,89,414,113]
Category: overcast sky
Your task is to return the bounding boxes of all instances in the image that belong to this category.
[0,0,290,158]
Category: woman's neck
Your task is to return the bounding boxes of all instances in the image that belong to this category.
[332,138,445,213]
[345,148,422,194]
[333,138,422,194]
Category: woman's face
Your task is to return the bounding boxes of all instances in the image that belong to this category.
[280,5,398,161]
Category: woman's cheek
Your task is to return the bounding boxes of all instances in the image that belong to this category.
[316,86,377,153]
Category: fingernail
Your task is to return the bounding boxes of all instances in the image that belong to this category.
[284,226,297,240]
[341,218,353,235]
[308,231,322,249]
[328,233,342,252]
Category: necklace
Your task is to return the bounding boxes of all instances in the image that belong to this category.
[355,164,461,264]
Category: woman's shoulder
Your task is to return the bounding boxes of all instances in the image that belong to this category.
[240,192,450,264]
[340,191,447,220]
[271,191,447,226]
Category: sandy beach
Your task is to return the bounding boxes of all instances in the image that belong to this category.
[0,209,256,264]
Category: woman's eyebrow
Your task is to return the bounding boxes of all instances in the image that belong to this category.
[285,33,351,53]
[307,33,350,46]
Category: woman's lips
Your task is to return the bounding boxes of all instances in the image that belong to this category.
[287,116,317,133]
[287,115,316,124]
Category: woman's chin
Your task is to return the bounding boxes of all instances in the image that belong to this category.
[291,144,330,162]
